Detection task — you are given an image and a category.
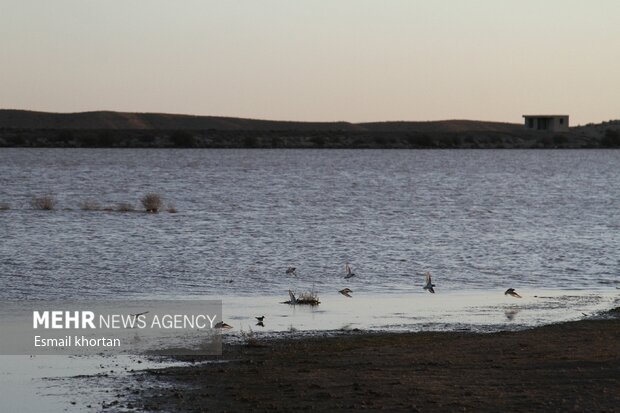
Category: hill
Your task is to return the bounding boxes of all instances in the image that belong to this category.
[0,109,618,148]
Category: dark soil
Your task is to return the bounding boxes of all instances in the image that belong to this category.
[121,318,620,412]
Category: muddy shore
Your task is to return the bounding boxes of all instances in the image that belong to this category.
[121,317,620,412]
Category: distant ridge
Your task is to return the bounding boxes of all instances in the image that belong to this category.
[1,109,618,149]
[0,109,522,133]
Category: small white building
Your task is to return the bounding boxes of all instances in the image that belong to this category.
[522,115,569,132]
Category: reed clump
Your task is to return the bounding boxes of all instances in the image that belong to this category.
[79,199,100,211]
[284,290,320,306]
[0,202,10,210]
[31,195,56,210]
[116,202,135,212]
[239,328,264,347]
[141,193,163,213]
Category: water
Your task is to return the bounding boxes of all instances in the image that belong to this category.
[1,149,618,299]
[1,148,619,411]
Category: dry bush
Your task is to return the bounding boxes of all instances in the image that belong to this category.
[79,199,100,211]
[141,193,162,213]
[0,202,10,210]
[239,328,262,347]
[298,291,320,305]
[31,195,56,210]
[285,290,320,306]
[116,202,135,212]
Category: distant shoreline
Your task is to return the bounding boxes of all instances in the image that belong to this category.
[1,128,618,149]
[1,109,619,148]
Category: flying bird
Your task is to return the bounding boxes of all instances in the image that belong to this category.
[504,288,522,298]
[345,262,356,279]
[288,290,298,304]
[423,272,435,294]
[285,267,297,276]
[255,316,265,322]
[129,311,149,317]
[339,288,353,298]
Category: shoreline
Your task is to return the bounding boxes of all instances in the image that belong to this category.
[120,316,620,412]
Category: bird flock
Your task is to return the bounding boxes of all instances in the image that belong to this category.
[215,263,524,330]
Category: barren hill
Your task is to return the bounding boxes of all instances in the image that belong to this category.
[0,109,617,149]
[0,109,521,133]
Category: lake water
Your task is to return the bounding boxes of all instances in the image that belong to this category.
[1,148,618,300]
[1,148,619,412]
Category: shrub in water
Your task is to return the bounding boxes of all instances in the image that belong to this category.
[141,193,162,213]
[79,199,100,211]
[31,195,56,210]
[116,202,135,212]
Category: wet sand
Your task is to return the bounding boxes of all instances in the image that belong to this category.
[125,317,620,412]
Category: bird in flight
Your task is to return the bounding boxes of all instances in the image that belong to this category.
[504,288,522,298]
[423,272,435,293]
[339,288,353,298]
[288,290,298,304]
[129,311,149,317]
[285,267,297,276]
[345,262,356,279]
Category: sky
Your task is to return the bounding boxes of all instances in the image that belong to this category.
[1,0,619,125]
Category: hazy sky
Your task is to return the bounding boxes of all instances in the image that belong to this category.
[1,0,618,125]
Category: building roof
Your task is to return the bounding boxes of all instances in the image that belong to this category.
[522,115,569,118]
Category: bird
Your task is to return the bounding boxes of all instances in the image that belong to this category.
[423,272,435,293]
[214,321,233,329]
[129,311,149,317]
[504,288,522,298]
[339,288,353,298]
[255,316,265,322]
[504,309,519,321]
[345,262,356,279]
[288,290,298,304]
[256,321,265,327]
[285,267,297,276]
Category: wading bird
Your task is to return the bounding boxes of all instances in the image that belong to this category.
[255,316,265,322]
[423,272,435,294]
[339,288,353,298]
[504,288,522,298]
[214,321,233,329]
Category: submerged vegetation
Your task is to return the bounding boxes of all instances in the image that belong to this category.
[31,195,56,210]
[116,202,135,213]
[141,193,163,213]
[284,290,320,306]
[79,199,100,211]
[15,194,175,214]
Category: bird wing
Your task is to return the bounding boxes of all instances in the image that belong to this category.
[130,311,149,317]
